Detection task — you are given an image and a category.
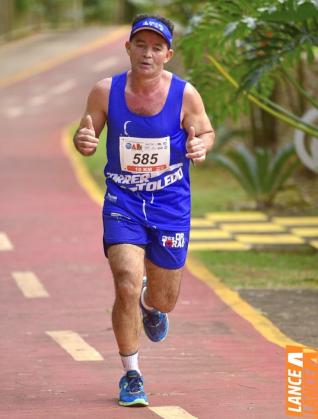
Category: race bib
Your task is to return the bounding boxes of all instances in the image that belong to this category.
[119,136,170,173]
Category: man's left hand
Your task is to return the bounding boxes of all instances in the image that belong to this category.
[185,126,206,164]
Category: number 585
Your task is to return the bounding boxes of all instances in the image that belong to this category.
[133,153,158,165]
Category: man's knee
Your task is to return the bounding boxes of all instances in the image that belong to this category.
[148,288,179,313]
[114,271,141,304]
[155,299,177,313]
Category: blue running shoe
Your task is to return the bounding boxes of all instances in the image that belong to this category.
[140,277,169,342]
[118,370,149,407]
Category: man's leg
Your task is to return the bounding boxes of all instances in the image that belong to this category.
[108,243,149,407]
[139,259,183,342]
[144,258,183,313]
[108,243,145,355]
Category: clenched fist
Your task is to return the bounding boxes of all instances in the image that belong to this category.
[74,114,99,156]
[185,126,207,164]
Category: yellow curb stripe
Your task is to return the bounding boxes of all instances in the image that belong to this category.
[310,240,318,249]
[273,216,318,226]
[291,227,318,237]
[62,123,307,351]
[220,222,286,232]
[149,406,198,419]
[0,26,129,88]
[190,229,231,239]
[12,271,49,298]
[186,254,306,349]
[206,211,268,221]
[190,218,215,227]
[235,234,305,244]
[189,241,250,251]
[62,127,104,206]
[46,330,103,361]
[0,232,14,251]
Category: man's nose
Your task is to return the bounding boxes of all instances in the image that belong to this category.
[143,47,152,57]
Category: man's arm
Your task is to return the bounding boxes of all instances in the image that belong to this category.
[182,83,215,164]
[73,78,111,156]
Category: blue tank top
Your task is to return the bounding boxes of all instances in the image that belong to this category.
[104,71,190,230]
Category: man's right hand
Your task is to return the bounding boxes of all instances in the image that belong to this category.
[74,114,99,156]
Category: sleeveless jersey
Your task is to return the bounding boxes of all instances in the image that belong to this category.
[103,71,190,230]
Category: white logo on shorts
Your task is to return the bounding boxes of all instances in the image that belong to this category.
[162,233,185,248]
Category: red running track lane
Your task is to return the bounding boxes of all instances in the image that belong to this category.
[0,30,286,418]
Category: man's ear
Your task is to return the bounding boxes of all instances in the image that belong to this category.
[164,49,174,64]
[125,41,131,55]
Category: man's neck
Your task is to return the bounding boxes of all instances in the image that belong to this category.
[128,70,166,95]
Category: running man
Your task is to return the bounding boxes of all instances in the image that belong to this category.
[73,14,215,407]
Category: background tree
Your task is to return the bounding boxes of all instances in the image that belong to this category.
[151,0,318,149]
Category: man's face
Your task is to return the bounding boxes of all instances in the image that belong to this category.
[126,30,173,77]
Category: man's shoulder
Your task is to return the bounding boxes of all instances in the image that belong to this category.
[181,82,205,115]
[165,70,187,84]
[96,71,128,93]
[183,82,201,100]
[93,77,112,93]
[88,77,113,105]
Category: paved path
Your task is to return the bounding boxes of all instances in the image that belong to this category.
[0,27,288,418]
[190,213,318,251]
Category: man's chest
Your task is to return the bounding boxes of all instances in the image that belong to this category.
[125,89,167,116]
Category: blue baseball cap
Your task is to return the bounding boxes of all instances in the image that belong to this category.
[130,17,173,48]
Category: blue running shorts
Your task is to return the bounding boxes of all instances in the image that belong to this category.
[103,213,190,270]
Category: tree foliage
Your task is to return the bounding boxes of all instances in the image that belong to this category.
[175,0,318,133]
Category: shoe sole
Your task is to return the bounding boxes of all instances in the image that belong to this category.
[118,398,149,407]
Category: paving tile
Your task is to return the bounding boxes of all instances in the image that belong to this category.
[190,218,215,227]
[273,217,318,226]
[205,212,268,222]
[235,234,305,245]
[220,223,286,233]
[291,228,318,237]
[190,229,232,239]
[189,241,250,251]
[310,240,318,249]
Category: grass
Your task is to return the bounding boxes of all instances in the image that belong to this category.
[71,124,318,289]
[193,250,318,289]
[72,123,107,188]
[190,164,248,216]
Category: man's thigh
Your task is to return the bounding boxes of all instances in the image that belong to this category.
[145,229,190,270]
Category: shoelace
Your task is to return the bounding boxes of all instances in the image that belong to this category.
[127,376,143,393]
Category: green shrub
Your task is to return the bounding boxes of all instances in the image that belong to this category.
[211,143,300,209]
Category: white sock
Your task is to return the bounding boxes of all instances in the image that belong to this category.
[120,351,141,374]
[141,286,154,311]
